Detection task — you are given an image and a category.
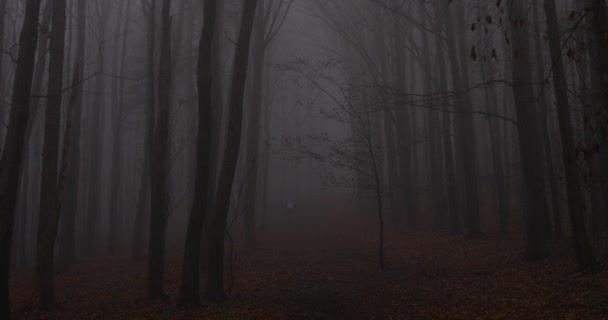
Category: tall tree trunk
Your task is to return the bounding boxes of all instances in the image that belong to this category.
[419,3,444,228]
[0,0,8,141]
[85,3,110,254]
[242,2,267,250]
[33,0,67,309]
[588,0,608,236]
[209,0,225,195]
[371,138,386,271]
[178,0,217,306]
[16,3,52,266]
[147,0,172,301]
[582,0,607,237]
[443,1,481,237]
[260,67,271,229]
[58,0,86,270]
[204,0,259,301]
[108,0,132,255]
[543,0,597,270]
[392,12,415,226]
[12,0,51,267]
[133,0,158,261]
[507,0,550,260]
[0,0,43,318]
[590,0,608,114]
[532,1,561,239]
[433,2,459,234]
[480,58,509,233]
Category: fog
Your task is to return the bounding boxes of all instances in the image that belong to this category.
[1,0,607,319]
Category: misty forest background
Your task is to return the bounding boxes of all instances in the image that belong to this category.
[1,0,608,319]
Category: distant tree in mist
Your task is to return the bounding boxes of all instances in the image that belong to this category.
[281,58,389,270]
[242,0,294,252]
[58,0,87,271]
[84,0,112,255]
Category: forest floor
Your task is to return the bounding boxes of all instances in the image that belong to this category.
[9,212,608,320]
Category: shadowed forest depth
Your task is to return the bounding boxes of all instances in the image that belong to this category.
[1,0,608,319]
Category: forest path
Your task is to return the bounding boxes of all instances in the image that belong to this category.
[225,212,608,319]
[9,212,608,319]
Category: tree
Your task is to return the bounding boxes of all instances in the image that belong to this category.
[432,1,460,234]
[205,0,259,301]
[419,1,445,229]
[588,0,608,237]
[282,58,389,270]
[444,0,482,238]
[58,0,87,270]
[243,0,294,250]
[543,0,597,270]
[33,0,67,309]
[0,0,8,123]
[11,0,52,270]
[0,0,43,318]
[108,0,133,255]
[179,0,218,306]
[85,0,112,254]
[147,0,172,300]
[531,0,562,239]
[590,0,608,115]
[507,0,551,260]
[391,2,417,227]
[133,0,157,261]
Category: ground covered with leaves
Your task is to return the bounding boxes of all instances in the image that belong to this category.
[10,213,608,319]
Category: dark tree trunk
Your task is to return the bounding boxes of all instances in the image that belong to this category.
[590,0,608,114]
[433,2,459,234]
[17,1,53,264]
[480,59,509,233]
[133,0,158,261]
[367,110,387,271]
[16,4,52,268]
[58,0,86,270]
[12,0,50,267]
[582,0,607,237]
[0,0,43,318]
[33,0,67,309]
[147,0,172,301]
[85,3,110,254]
[392,12,416,226]
[420,3,444,228]
[443,1,481,237]
[382,107,401,223]
[205,0,259,301]
[0,0,7,138]
[589,0,608,237]
[132,166,149,260]
[108,0,132,255]
[543,0,597,271]
[242,2,268,251]
[108,0,131,255]
[178,0,218,306]
[532,1,561,239]
[507,0,551,260]
[208,0,225,197]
